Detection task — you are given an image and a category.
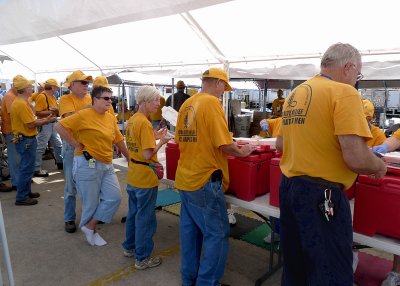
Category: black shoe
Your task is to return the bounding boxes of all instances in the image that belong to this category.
[29,192,40,198]
[0,183,12,192]
[121,216,127,223]
[15,198,38,206]
[2,174,10,181]
[65,221,76,233]
[11,186,17,191]
[57,163,63,170]
[34,170,49,177]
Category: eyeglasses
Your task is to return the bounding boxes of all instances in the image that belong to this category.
[351,64,364,81]
[96,96,112,101]
[74,80,89,85]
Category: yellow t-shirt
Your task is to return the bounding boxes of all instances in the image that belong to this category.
[149,96,165,121]
[393,129,400,141]
[35,92,58,118]
[366,124,386,148]
[116,110,132,122]
[126,113,158,188]
[11,97,37,136]
[1,89,17,134]
[279,75,372,190]
[59,108,123,164]
[259,117,282,138]
[59,93,91,117]
[175,93,233,191]
[29,92,40,103]
[272,98,285,117]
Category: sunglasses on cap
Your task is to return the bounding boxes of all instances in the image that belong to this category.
[96,96,112,101]
[73,80,89,85]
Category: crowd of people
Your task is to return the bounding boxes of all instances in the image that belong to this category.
[0,42,398,286]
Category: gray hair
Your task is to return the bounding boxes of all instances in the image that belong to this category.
[136,85,160,105]
[320,43,361,68]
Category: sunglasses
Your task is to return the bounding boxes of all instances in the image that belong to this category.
[96,96,112,101]
[74,80,89,85]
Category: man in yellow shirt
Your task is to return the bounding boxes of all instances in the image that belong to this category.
[362,99,386,148]
[10,75,55,206]
[116,102,133,123]
[276,43,386,285]
[175,68,256,286]
[1,78,20,192]
[33,79,63,177]
[259,117,282,138]
[271,89,285,117]
[59,70,93,233]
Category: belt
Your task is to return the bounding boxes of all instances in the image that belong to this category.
[21,135,36,139]
[211,169,223,182]
[296,175,344,190]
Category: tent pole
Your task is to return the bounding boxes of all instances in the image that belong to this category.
[262,80,269,119]
[57,36,103,73]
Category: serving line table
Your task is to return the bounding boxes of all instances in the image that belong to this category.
[224,193,400,286]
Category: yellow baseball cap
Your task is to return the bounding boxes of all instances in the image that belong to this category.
[93,76,111,90]
[13,75,35,90]
[201,68,232,91]
[44,78,60,88]
[362,99,375,118]
[66,70,93,87]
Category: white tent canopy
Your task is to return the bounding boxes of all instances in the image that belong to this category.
[1,0,400,83]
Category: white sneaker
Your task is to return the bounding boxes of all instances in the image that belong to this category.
[227,209,236,225]
[264,233,280,243]
[381,272,400,286]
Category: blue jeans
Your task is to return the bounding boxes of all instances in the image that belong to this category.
[34,122,63,171]
[122,185,158,261]
[279,175,353,286]
[179,179,230,286]
[72,155,121,227]
[15,137,37,201]
[62,141,76,222]
[4,133,20,187]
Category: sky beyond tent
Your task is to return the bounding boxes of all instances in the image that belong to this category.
[0,0,400,84]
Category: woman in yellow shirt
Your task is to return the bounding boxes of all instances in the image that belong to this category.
[122,85,169,270]
[55,86,129,246]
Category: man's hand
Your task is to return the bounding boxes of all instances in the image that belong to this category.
[372,144,389,154]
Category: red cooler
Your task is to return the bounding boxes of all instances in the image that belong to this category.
[353,171,400,239]
[269,158,282,207]
[165,141,180,180]
[269,157,355,208]
[227,146,274,201]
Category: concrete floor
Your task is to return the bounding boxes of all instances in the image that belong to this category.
[0,158,283,286]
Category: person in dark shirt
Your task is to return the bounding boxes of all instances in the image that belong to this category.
[165,80,190,112]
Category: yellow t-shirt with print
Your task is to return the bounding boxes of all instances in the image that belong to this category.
[11,97,37,136]
[366,125,386,148]
[35,92,58,118]
[259,117,282,138]
[126,112,158,188]
[279,75,372,190]
[272,98,285,117]
[59,93,91,117]
[175,93,233,192]
[59,108,123,164]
